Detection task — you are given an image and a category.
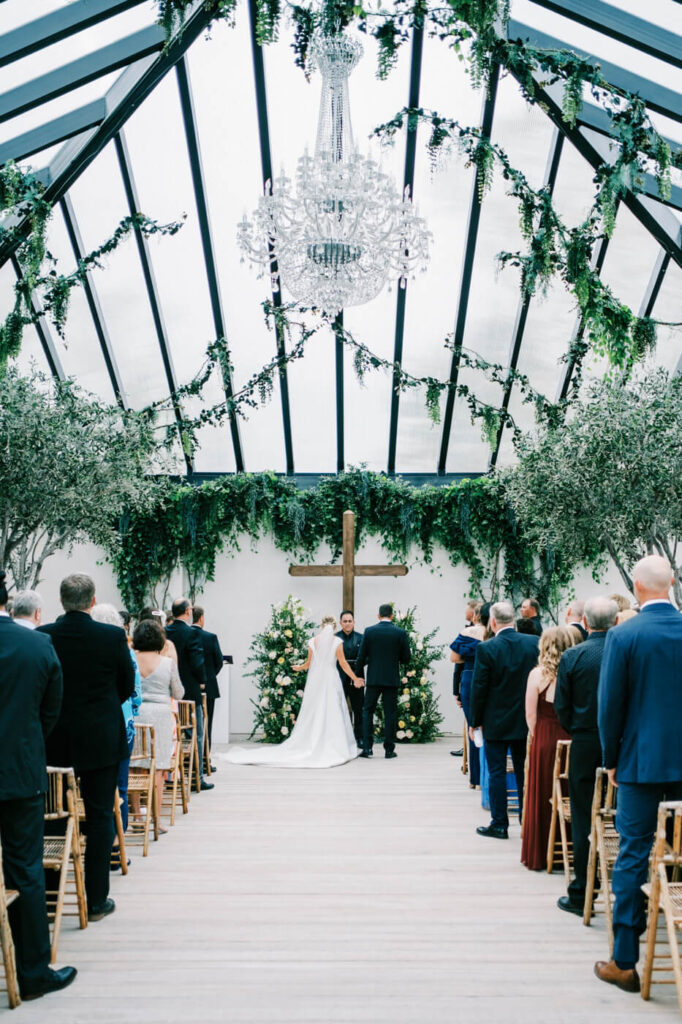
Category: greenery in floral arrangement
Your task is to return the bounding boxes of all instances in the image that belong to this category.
[370,607,444,744]
[247,595,316,741]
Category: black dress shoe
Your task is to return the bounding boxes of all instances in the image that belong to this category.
[359,750,373,758]
[210,764,217,772]
[200,780,214,791]
[88,898,115,922]
[557,896,584,917]
[22,966,77,1001]
[385,751,398,759]
[450,749,463,757]
[476,824,508,839]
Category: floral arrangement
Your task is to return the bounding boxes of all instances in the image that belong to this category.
[247,595,316,742]
[374,607,444,743]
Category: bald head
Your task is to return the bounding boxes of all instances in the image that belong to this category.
[584,596,618,632]
[633,555,673,603]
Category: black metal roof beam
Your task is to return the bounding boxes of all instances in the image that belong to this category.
[248,0,294,476]
[0,98,106,167]
[175,56,244,472]
[507,20,682,125]
[0,0,148,68]
[10,255,66,382]
[526,0,682,69]
[582,126,682,213]
[437,63,500,476]
[639,248,671,319]
[334,312,345,473]
[488,128,564,469]
[59,192,128,409]
[0,26,164,124]
[115,129,193,476]
[184,471,486,487]
[0,1,215,269]
[387,21,424,476]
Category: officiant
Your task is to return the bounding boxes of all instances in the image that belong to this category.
[336,611,364,745]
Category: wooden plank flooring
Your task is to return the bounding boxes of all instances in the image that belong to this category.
[5,738,679,1022]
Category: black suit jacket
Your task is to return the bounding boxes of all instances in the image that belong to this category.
[470,628,539,741]
[554,631,607,735]
[355,622,411,688]
[192,625,223,699]
[39,611,134,772]
[165,619,205,703]
[335,629,363,688]
[0,617,63,800]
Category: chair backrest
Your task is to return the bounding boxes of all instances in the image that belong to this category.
[177,699,196,731]
[553,739,571,782]
[130,722,156,762]
[652,800,682,870]
[45,766,75,820]
[591,767,617,823]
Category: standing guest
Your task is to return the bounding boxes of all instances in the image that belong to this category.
[355,604,411,760]
[11,589,43,629]
[616,608,638,625]
[0,571,76,1001]
[164,609,175,628]
[609,593,631,614]
[90,604,141,856]
[595,556,682,993]
[192,605,224,751]
[521,626,577,870]
[450,603,485,789]
[165,598,213,791]
[470,601,539,839]
[39,574,135,922]
[451,600,478,757]
[516,618,538,636]
[520,598,543,637]
[565,600,588,641]
[335,610,365,747]
[139,607,178,664]
[554,596,618,916]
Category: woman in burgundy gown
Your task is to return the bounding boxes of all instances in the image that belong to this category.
[521,626,579,871]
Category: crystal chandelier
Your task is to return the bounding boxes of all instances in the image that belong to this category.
[237,32,430,315]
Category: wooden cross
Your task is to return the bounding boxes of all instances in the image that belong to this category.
[288,509,408,615]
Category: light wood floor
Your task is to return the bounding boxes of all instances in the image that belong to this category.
[5,738,680,1022]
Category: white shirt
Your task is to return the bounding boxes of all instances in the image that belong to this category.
[640,599,671,609]
[14,617,36,629]
[0,611,9,617]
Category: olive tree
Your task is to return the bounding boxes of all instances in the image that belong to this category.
[506,368,682,608]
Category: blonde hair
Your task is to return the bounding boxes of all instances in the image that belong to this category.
[616,608,638,625]
[609,593,631,613]
[538,626,578,682]
[321,615,337,630]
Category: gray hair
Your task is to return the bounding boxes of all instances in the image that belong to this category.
[91,603,124,629]
[490,601,515,626]
[584,597,618,631]
[60,573,95,613]
[12,590,42,619]
[568,599,585,620]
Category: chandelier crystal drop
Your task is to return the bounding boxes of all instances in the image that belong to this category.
[237,32,431,315]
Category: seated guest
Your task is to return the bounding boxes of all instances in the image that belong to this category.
[520,598,543,636]
[450,602,485,789]
[39,574,135,922]
[91,604,142,857]
[554,596,618,916]
[11,589,43,629]
[565,600,587,640]
[165,598,212,791]
[521,626,577,870]
[131,620,184,825]
[192,605,224,750]
[0,570,76,1000]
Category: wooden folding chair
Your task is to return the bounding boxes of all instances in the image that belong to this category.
[161,709,188,825]
[177,700,200,797]
[583,767,619,952]
[0,838,21,1009]
[202,694,212,778]
[127,724,158,856]
[641,800,682,1012]
[43,768,87,963]
[461,718,468,776]
[546,739,572,881]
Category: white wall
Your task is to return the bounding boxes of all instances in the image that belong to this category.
[33,537,626,739]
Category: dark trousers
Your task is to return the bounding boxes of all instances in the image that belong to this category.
[344,681,365,744]
[567,731,602,909]
[78,762,118,909]
[485,738,526,830]
[459,672,479,786]
[206,697,216,747]
[116,732,135,835]
[612,780,682,968]
[363,686,398,753]
[0,795,51,989]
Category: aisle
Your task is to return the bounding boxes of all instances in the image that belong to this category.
[9,739,679,1023]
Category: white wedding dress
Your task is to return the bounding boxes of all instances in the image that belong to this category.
[222,625,358,768]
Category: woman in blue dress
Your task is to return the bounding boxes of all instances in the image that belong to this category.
[450,603,486,788]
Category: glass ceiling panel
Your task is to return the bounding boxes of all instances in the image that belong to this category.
[649,260,682,374]
[286,322,336,473]
[2,73,119,142]
[0,0,66,33]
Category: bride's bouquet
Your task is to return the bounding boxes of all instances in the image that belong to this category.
[247,595,316,742]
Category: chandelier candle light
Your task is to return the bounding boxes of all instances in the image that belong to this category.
[237,32,431,315]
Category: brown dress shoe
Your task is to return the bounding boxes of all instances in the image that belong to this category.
[594,960,640,993]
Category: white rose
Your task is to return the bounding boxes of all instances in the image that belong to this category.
[260,697,269,708]
[297,690,304,697]
[272,630,280,638]
[399,695,409,704]
[281,726,289,736]
[406,729,414,739]
[396,730,406,739]
[283,676,292,685]
[416,641,423,651]
[269,651,276,660]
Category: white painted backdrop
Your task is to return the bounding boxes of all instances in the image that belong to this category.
[37,537,625,740]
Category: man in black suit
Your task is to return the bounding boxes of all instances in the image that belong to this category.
[470,601,539,839]
[555,596,618,917]
[0,573,76,1001]
[520,597,543,637]
[166,598,213,791]
[40,574,134,921]
[355,604,411,759]
[192,605,224,749]
[335,610,364,746]
[565,599,588,641]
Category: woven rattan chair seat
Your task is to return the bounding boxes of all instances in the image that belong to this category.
[43,837,67,866]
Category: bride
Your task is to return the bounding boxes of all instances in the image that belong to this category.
[223,616,362,768]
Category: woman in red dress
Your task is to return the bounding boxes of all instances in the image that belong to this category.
[521,626,578,871]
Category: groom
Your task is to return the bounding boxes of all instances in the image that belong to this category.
[355,604,411,759]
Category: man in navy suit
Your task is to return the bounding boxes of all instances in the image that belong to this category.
[355,604,410,759]
[595,555,682,993]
